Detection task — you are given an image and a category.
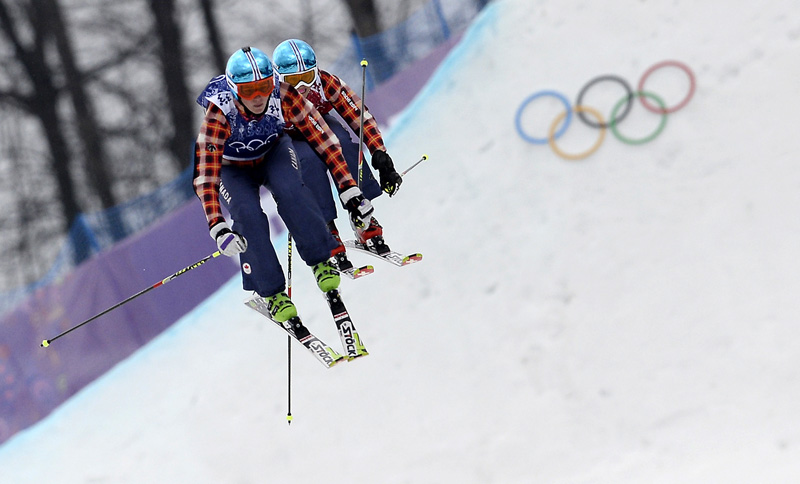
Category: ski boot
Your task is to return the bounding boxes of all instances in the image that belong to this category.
[313,260,340,292]
[327,220,353,271]
[262,291,297,323]
[353,216,391,256]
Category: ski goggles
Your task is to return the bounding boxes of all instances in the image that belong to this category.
[283,69,316,87]
[235,77,274,100]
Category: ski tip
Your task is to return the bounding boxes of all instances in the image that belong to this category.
[402,253,423,265]
[353,265,375,278]
[326,347,346,368]
[347,352,370,362]
[340,264,374,279]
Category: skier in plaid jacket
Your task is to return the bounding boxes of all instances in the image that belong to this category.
[192,46,374,322]
[273,39,403,267]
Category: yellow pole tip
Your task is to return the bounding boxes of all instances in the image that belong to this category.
[360,60,368,66]
[422,154,429,160]
[41,340,49,348]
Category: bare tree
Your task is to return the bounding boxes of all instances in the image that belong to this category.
[341,0,382,37]
[0,0,81,230]
[41,0,117,210]
[147,0,194,170]
[197,0,226,72]
[71,2,170,200]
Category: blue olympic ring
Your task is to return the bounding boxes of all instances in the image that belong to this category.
[514,90,572,145]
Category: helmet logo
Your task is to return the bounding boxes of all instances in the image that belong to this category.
[242,47,265,81]
[288,40,311,70]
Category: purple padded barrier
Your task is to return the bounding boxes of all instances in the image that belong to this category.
[0,199,238,445]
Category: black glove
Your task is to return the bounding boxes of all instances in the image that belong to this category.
[371,150,403,197]
[340,186,374,229]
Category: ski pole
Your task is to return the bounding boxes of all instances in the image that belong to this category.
[357,59,368,189]
[40,250,222,348]
[400,154,429,177]
[286,233,293,425]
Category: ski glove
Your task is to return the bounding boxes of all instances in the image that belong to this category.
[340,186,374,229]
[371,150,403,197]
[210,222,248,257]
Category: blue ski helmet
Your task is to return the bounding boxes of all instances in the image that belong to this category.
[225,46,274,99]
[272,39,319,87]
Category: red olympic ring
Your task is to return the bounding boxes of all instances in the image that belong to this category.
[637,60,696,114]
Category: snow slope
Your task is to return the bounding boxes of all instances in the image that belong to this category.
[3,0,800,482]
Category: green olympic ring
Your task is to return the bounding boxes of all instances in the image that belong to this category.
[609,91,669,145]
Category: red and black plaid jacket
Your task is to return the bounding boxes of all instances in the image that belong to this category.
[193,82,356,230]
[286,70,386,156]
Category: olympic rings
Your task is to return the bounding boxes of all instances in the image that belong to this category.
[576,75,633,129]
[610,91,668,145]
[515,60,694,159]
[637,60,696,114]
[514,90,573,145]
[548,106,606,160]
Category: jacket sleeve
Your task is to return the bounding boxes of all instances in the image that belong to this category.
[192,104,230,230]
[321,70,387,155]
[280,81,356,191]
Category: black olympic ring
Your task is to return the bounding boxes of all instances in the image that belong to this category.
[575,75,633,129]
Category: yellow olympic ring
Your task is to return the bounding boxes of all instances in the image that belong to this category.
[547,106,606,161]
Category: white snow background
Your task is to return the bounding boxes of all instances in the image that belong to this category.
[3,0,800,482]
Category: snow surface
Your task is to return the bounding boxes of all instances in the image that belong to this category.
[3,0,800,482]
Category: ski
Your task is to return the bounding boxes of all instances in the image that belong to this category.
[245,296,345,369]
[343,239,423,267]
[330,252,374,279]
[325,289,369,361]
[335,262,375,280]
